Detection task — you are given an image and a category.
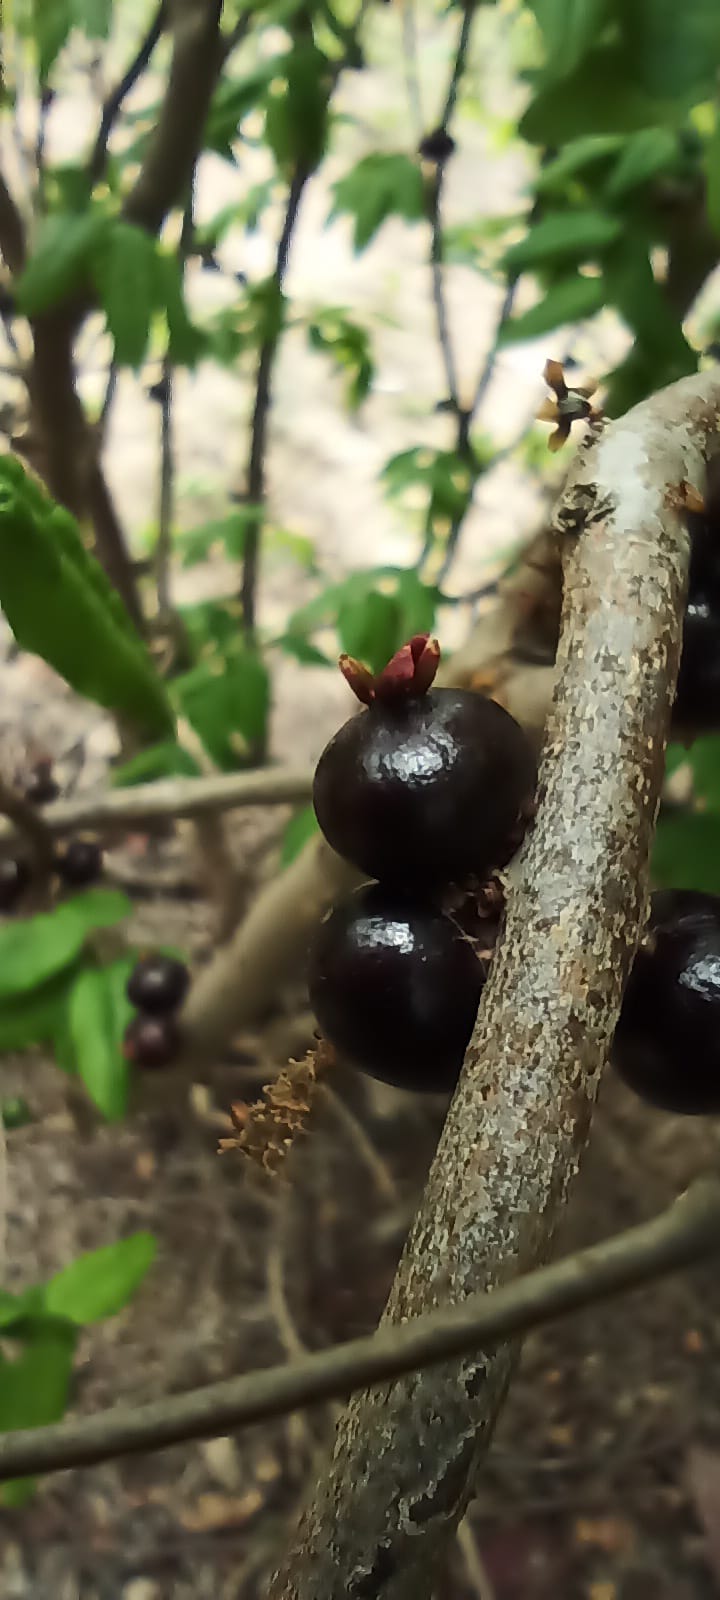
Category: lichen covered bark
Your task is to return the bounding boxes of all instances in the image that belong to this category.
[269,371,720,1600]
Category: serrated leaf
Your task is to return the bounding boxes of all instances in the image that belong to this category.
[604,128,678,200]
[44,1231,156,1324]
[90,220,158,368]
[204,62,279,157]
[0,1320,77,1505]
[175,649,270,769]
[280,805,320,866]
[65,958,134,1120]
[332,154,425,252]
[499,275,605,342]
[502,210,622,273]
[0,463,175,739]
[533,135,623,193]
[307,312,373,409]
[528,0,608,85]
[0,892,130,1002]
[32,0,72,83]
[158,254,207,367]
[16,211,108,315]
[620,0,720,100]
[339,590,401,674]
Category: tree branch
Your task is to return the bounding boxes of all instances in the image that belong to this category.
[269,369,720,1600]
[0,776,55,870]
[0,766,313,851]
[89,2,168,187]
[0,1181,718,1483]
[0,173,26,275]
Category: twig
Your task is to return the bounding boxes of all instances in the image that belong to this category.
[268,371,720,1600]
[0,765,314,850]
[89,2,168,187]
[0,775,55,870]
[0,173,26,275]
[156,359,174,619]
[319,1084,399,1205]
[97,361,117,443]
[429,168,459,412]
[34,91,51,211]
[0,1181,718,1483]
[456,1520,496,1600]
[240,166,308,640]
[440,0,476,130]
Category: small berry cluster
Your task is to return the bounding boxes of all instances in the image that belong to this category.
[0,759,103,914]
[308,636,537,1092]
[123,955,189,1070]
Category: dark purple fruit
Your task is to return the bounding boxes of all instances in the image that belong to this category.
[671,591,720,736]
[0,857,30,912]
[123,1013,181,1070]
[126,954,189,1015]
[612,889,720,1114]
[55,838,103,887]
[308,883,484,1092]
[419,128,456,164]
[313,637,535,887]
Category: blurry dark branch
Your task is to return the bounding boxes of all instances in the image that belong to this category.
[89,2,168,187]
[0,776,54,870]
[240,166,308,640]
[34,90,51,210]
[440,0,476,129]
[156,360,174,620]
[429,167,460,411]
[269,369,720,1600]
[97,361,117,444]
[0,173,26,275]
[1,1182,719,1483]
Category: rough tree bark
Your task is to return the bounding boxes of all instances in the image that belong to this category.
[267,369,720,1600]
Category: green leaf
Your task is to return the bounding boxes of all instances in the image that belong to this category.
[681,736,720,811]
[71,0,112,38]
[652,810,720,893]
[44,1232,156,1324]
[0,892,130,1002]
[499,275,605,342]
[604,128,679,200]
[273,632,332,666]
[175,649,270,768]
[0,462,175,739]
[338,590,401,674]
[16,211,108,315]
[111,741,200,786]
[533,135,624,193]
[705,120,720,238]
[502,210,622,273]
[332,154,425,252]
[603,242,696,365]
[1,1097,32,1130]
[204,62,279,157]
[307,312,373,409]
[32,0,72,82]
[65,958,134,1121]
[280,805,320,867]
[177,509,261,568]
[90,221,158,368]
[0,969,77,1052]
[620,0,720,100]
[394,570,439,638]
[520,48,685,144]
[528,0,608,84]
[158,254,207,367]
[265,41,331,175]
[0,1320,77,1505]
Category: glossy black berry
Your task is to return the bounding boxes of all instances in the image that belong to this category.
[671,591,720,736]
[55,838,103,887]
[0,857,30,912]
[126,954,190,1015]
[24,761,59,805]
[123,1013,181,1070]
[308,883,484,1092]
[313,639,535,888]
[612,889,720,1114]
[419,128,456,164]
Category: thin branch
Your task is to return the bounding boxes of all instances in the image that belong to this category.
[440,0,476,129]
[89,2,168,188]
[0,766,313,851]
[429,169,460,412]
[0,1181,718,1484]
[156,361,174,619]
[0,173,26,275]
[269,370,720,1600]
[240,166,308,641]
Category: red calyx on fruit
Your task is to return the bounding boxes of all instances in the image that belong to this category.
[314,637,536,888]
[123,1013,181,1070]
[612,888,720,1113]
[308,883,484,1092]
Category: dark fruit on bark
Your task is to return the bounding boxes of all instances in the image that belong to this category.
[671,592,720,736]
[0,857,30,911]
[612,889,720,1113]
[314,687,535,887]
[123,1013,181,1070]
[126,954,190,1014]
[55,838,103,887]
[308,883,484,1092]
